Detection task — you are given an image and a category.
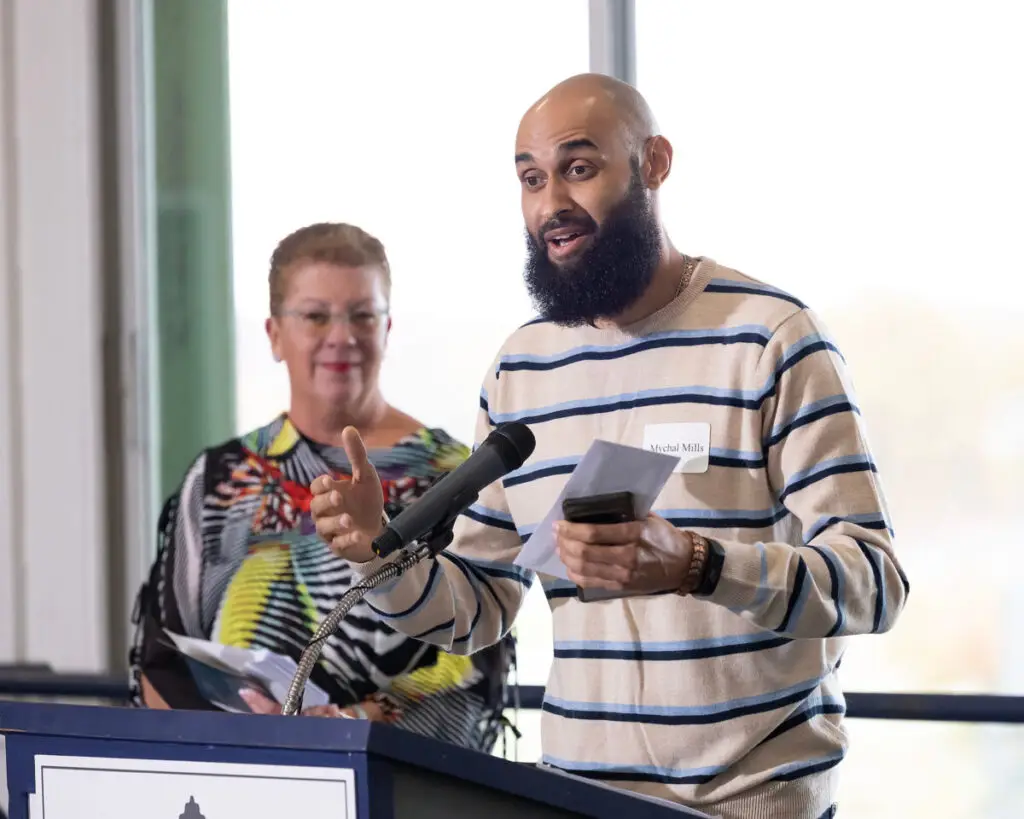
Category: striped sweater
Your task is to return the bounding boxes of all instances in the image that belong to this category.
[356,258,908,819]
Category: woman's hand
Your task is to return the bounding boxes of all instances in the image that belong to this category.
[239,689,402,723]
[239,689,348,718]
[309,426,385,563]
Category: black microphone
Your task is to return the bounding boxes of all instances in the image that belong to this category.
[371,422,535,558]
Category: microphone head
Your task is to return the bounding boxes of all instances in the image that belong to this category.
[487,422,536,471]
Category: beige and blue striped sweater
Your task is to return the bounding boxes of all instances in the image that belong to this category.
[355,258,908,819]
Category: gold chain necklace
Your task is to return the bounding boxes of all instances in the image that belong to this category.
[674,255,697,300]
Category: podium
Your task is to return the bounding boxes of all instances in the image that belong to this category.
[1,701,711,818]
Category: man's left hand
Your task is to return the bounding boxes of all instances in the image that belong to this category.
[554,514,694,594]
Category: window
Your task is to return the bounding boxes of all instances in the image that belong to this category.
[637,1,1024,814]
[227,0,588,718]
[638,0,1024,694]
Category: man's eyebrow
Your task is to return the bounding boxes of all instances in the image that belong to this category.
[515,139,600,165]
[557,138,599,153]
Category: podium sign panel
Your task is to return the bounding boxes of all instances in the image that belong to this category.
[28,756,356,819]
[1,702,713,819]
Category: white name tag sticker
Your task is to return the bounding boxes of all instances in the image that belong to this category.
[642,423,711,473]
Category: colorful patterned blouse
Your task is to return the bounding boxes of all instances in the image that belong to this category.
[130,414,513,750]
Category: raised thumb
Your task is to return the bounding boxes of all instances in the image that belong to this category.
[341,426,371,482]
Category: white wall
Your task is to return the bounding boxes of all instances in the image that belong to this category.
[0,0,109,672]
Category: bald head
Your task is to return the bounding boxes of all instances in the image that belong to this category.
[519,73,658,153]
[515,74,673,326]
[514,72,672,242]
[514,72,669,194]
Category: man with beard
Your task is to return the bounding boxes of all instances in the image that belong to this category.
[309,74,907,819]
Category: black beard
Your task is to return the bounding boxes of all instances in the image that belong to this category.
[523,174,662,327]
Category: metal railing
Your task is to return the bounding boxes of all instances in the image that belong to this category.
[0,670,129,701]
[2,671,1024,724]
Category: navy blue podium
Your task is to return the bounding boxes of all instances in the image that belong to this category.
[1,702,709,818]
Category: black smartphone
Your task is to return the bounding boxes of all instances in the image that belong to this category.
[561,491,636,603]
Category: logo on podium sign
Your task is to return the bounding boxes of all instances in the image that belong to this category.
[27,756,356,818]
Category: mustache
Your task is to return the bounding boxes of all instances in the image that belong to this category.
[536,212,598,241]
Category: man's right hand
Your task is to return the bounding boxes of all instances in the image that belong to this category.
[310,426,384,563]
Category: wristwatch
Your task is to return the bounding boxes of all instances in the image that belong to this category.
[678,532,725,597]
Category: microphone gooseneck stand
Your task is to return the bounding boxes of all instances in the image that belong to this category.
[281,519,459,717]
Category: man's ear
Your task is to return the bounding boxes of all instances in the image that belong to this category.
[642,135,673,190]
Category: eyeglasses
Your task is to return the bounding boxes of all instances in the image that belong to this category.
[278,307,389,336]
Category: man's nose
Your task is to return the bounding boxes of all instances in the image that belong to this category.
[537,176,575,227]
